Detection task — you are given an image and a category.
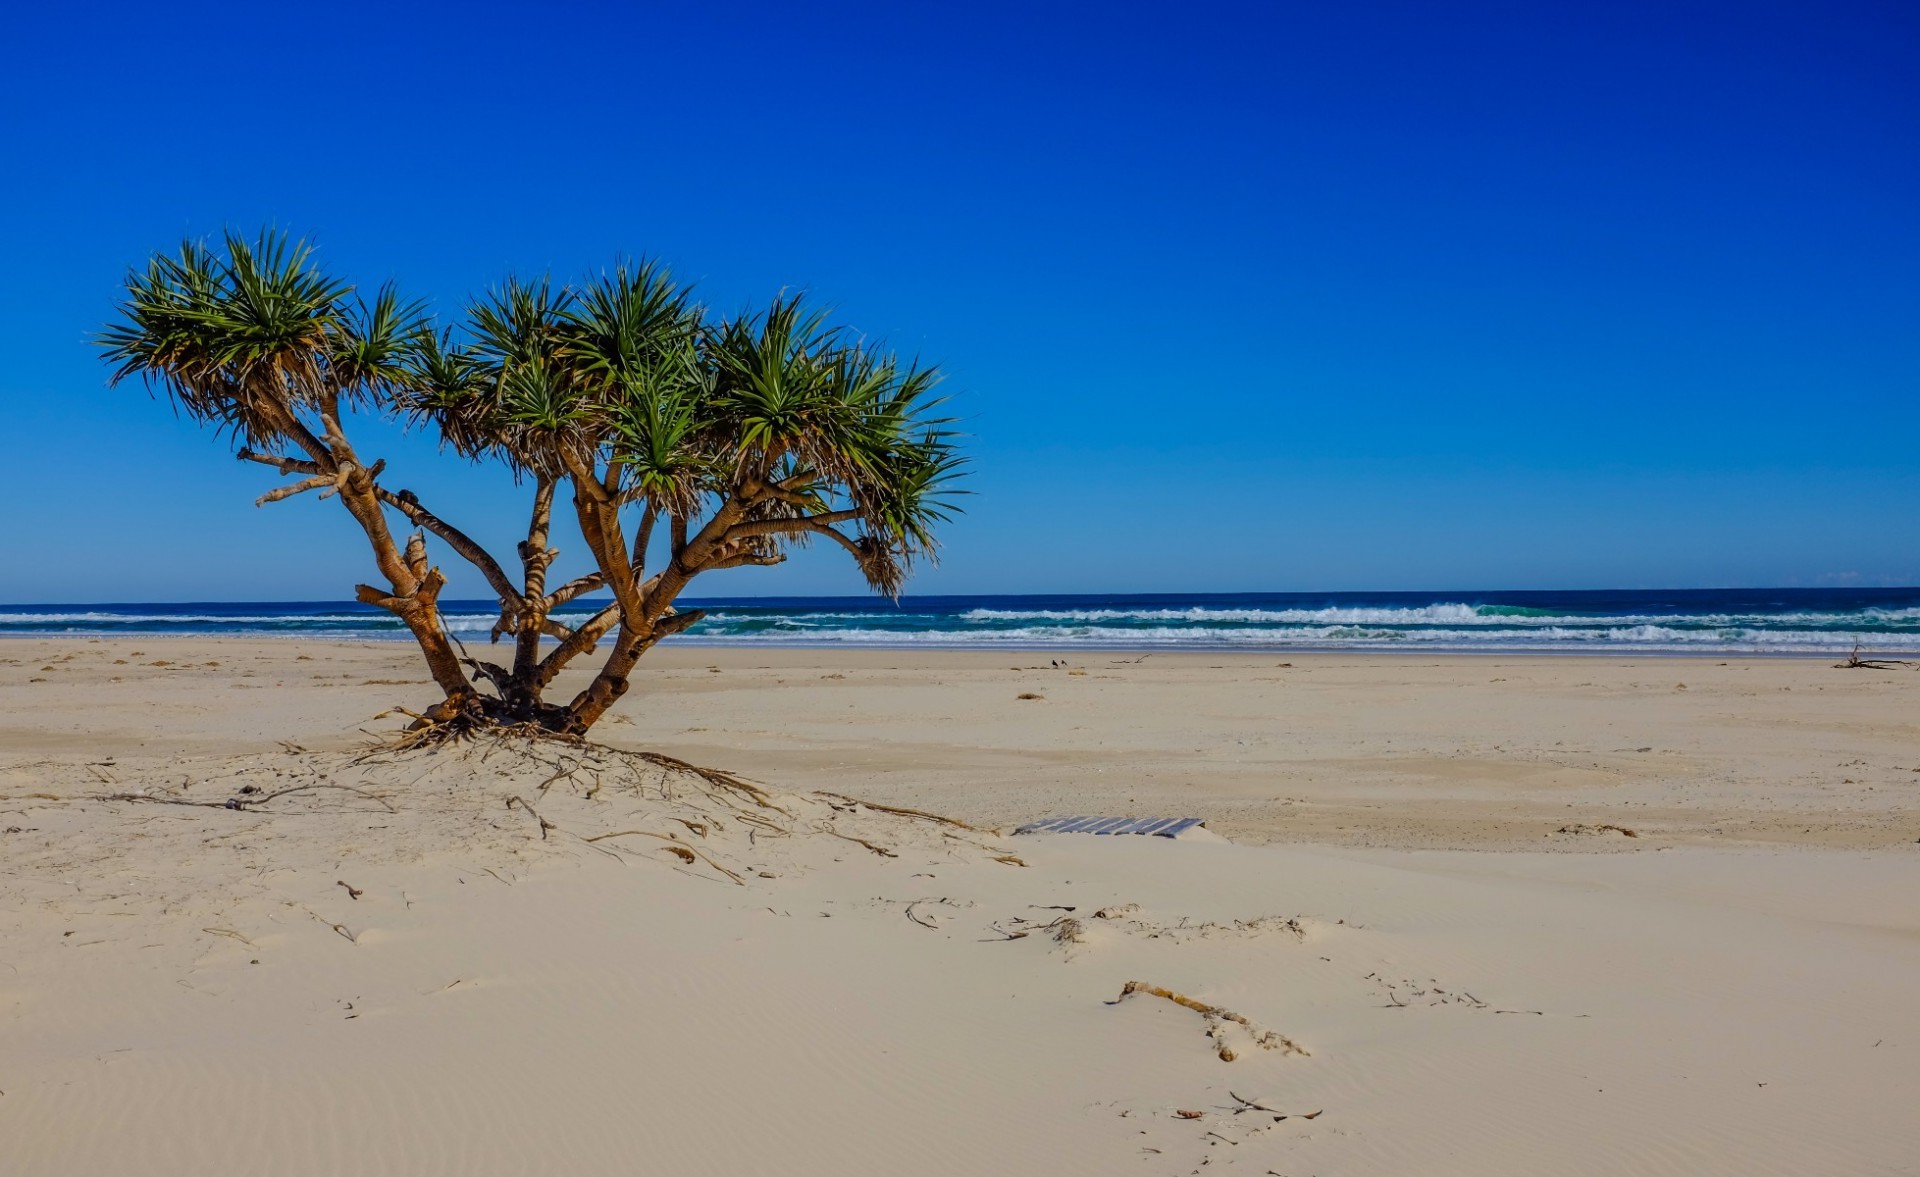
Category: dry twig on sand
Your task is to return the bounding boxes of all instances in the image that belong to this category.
[1112,980,1308,1061]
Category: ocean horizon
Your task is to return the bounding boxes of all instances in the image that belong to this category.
[4,587,1918,655]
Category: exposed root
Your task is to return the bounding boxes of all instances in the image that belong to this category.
[1112,980,1308,1061]
[249,782,396,813]
[1229,1092,1322,1122]
[632,751,785,812]
[733,812,788,836]
[505,795,555,840]
[96,793,230,810]
[95,782,395,814]
[579,829,745,884]
[820,827,898,857]
[814,791,986,833]
[77,737,1019,903]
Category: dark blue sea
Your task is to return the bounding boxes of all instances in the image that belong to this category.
[3,589,1919,654]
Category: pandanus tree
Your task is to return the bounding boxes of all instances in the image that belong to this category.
[102,231,964,735]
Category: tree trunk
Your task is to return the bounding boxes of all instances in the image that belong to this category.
[500,478,557,721]
[563,625,649,732]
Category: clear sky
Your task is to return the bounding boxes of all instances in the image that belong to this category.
[1,0,1914,601]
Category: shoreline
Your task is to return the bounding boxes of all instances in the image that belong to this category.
[5,586,1918,658]
[0,631,1893,659]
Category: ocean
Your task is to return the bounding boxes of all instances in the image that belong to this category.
[2,588,1918,655]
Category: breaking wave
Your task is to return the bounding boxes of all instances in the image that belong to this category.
[5,590,1919,654]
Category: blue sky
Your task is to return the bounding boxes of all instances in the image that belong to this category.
[1,0,1914,600]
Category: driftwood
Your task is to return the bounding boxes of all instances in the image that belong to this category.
[1112,980,1308,1061]
[1836,643,1917,670]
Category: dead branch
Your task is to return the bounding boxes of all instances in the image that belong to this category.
[1112,980,1308,1061]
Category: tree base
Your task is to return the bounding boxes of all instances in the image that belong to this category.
[399,695,589,747]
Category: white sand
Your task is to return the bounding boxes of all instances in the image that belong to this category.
[2,640,1916,1174]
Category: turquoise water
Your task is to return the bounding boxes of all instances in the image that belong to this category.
[3,589,1918,654]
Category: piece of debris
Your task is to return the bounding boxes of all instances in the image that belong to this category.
[1111,980,1307,1061]
[1835,642,1918,670]
[1554,823,1638,838]
[1016,815,1212,839]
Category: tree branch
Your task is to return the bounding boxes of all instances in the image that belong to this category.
[801,520,867,559]
[561,449,614,503]
[717,509,861,544]
[535,603,621,687]
[631,504,658,581]
[255,473,337,506]
[373,486,521,607]
[653,608,707,639]
[753,475,822,507]
[238,448,323,477]
[544,573,606,610]
[705,552,787,571]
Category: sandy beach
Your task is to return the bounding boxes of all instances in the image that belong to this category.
[4,639,1917,1175]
